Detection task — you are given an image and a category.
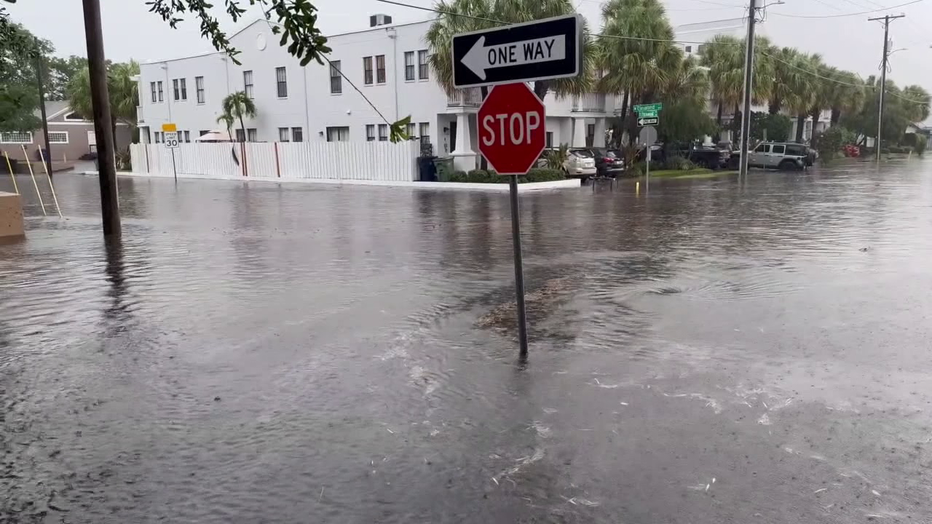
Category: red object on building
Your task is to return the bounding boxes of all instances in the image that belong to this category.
[477,83,546,175]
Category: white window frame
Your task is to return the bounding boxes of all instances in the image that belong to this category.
[329,61,342,94]
[180,78,187,101]
[378,124,388,142]
[243,70,254,99]
[375,55,386,84]
[0,132,33,144]
[404,51,415,82]
[276,66,288,98]
[279,127,290,142]
[48,131,69,144]
[417,50,429,80]
[247,128,258,142]
[291,127,303,142]
[326,126,350,142]
[195,76,205,104]
[406,122,415,138]
[366,124,375,142]
[419,122,430,143]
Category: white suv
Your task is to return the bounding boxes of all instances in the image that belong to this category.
[563,149,597,179]
[748,142,808,170]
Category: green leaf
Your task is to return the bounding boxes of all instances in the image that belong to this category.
[389,116,412,143]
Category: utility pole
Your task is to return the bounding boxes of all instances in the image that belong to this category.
[868,14,904,163]
[81,0,121,238]
[34,38,53,180]
[738,0,758,178]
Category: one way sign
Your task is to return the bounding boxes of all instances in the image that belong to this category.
[452,14,581,88]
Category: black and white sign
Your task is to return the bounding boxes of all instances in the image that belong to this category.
[452,15,581,88]
[637,117,659,127]
[163,132,180,149]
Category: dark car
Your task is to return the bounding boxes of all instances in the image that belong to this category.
[589,148,625,176]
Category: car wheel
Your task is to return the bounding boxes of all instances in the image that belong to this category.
[778,160,798,171]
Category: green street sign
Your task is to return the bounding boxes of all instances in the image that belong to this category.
[638,110,659,119]
[634,103,663,113]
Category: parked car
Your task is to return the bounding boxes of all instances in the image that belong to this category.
[589,147,625,177]
[564,148,597,180]
[729,142,809,170]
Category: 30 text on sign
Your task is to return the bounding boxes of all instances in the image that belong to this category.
[452,15,581,88]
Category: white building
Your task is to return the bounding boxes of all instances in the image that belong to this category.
[136,16,613,171]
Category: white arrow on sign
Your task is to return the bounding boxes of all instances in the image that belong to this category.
[462,35,566,80]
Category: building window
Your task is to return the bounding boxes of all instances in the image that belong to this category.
[279,127,290,142]
[157,81,163,102]
[363,56,373,85]
[419,122,430,143]
[418,50,429,80]
[184,130,191,143]
[154,132,161,143]
[150,82,157,103]
[330,60,342,94]
[376,55,386,84]
[275,67,287,98]
[235,129,245,142]
[697,44,705,55]
[173,79,179,100]
[195,76,205,104]
[406,122,415,138]
[326,126,349,142]
[292,127,303,142]
[199,130,210,137]
[48,131,69,144]
[366,124,375,141]
[546,131,553,148]
[243,70,254,98]
[684,45,692,53]
[404,51,415,81]
[180,78,187,100]
[378,124,388,141]
[0,132,33,144]
[247,128,258,142]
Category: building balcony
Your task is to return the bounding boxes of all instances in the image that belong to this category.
[447,88,482,108]
[572,93,607,113]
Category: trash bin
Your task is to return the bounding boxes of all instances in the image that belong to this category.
[418,156,438,182]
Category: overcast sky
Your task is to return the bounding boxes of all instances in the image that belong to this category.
[6,0,932,90]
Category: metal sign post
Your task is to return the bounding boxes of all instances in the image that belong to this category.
[639,126,658,193]
[162,123,179,182]
[456,17,580,359]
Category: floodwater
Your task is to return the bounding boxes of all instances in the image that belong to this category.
[2,163,931,523]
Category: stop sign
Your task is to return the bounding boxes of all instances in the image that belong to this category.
[478,83,546,175]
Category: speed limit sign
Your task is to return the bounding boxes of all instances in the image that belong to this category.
[163,131,180,149]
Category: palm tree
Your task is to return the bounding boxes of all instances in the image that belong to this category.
[219,91,256,142]
[598,0,678,144]
[216,113,235,142]
[425,0,591,101]
[807,59,834,140]
[826,70,864,125]
[700,35,743,129]
[901,84,931,122]
[69,60,140,144]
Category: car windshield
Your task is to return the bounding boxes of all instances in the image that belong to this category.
[571,149,594,158]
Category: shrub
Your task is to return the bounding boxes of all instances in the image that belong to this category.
[466,169,499,183]
[623,162,646,178]
[816,126,852,163]
[521,168,564,183]
[660,155,695,171]
[448,170,468,182]
[544,144,569,169]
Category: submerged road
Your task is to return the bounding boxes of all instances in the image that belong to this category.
[2,163,931,523]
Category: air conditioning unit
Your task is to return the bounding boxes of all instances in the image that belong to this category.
[370,14,393,27]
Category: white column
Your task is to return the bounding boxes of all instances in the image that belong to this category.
[450,111,477,172]
[593,118,606,147]
[572,117,587,147]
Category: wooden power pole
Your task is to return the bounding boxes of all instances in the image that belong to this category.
[868,13,904,163]
[81,0,121,237]
[34,38,53,180]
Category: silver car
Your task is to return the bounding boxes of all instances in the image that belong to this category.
[748,142,808,170]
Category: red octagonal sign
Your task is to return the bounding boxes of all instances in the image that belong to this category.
[478,83,546,175]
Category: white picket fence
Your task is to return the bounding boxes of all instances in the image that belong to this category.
[129,141,419,182]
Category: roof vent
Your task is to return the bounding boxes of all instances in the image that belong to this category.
[370,14,393,27]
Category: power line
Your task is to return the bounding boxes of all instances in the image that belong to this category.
[769,0,922,18]
[375,0,930,106]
